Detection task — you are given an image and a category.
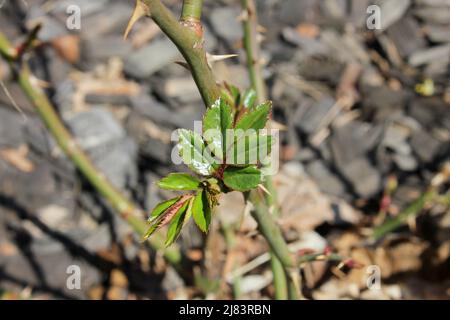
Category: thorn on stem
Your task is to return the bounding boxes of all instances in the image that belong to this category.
[257,184,271,196]
[206,53,238,69]
[15,23,42,58]
[124,0,149,40]
[174,60,191,71]
[237,9,249,22]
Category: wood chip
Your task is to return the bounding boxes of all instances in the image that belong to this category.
[295,23,320,39]
[0,145,34,173]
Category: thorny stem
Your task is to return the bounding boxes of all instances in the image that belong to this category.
[141,0,220,108]
[0,31,182,267]
[240,0,267,104]
[181,0,203,23]
[265,179,289,300]
[141,0,299,298]
[247,192,294,268]
[248,191,300,298]
[240,0,294,299]
[0,32,17,61]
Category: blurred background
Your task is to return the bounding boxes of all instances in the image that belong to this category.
[0,0,449,299]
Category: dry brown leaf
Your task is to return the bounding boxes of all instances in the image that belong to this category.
[110,269,129,288]
[332,231,364,253]
[444,88,450,104]
[380,240,427,276]
[345,247,374,288]
[296,23,320,39]
[276,163,362,233]
[97,243,123,265]
[0,241,18,256]
[51,34,81,64]
[303,260,328,288]
[88,286,105,300]
[139,249,151,272]
[70,58,140,112]
[106,286,127,300]
[334,234,428,290]
[0,145,34,173]
[186,249,203,262]
[437,240,450,264]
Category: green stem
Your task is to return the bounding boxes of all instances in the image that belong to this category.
[248,191,300,297]
[270,253,287,299]
[142,0,298,298]
[240,0,292,299]
[372,162,449,239]
[248,191,294,268]
[0,32,181,267]
[181,0,203,23]
[372,190,437,240]
[221,222,243,299]
[298,253,344,265]
[141,0,220,108]
[240,0,267,104]
[0,32,17,61]
[264,178,288,299]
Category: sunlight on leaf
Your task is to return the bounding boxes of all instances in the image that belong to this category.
[223,166,262,191]
[192,188,212,232]
[242,89,256,109]
[157,173,201,190]
[178,129,215,176]
[203,98,232,159]
[235,101,271,131]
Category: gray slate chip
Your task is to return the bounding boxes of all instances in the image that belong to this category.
[124,39,180,79]
[340,158,381,198]
[410,129,442,164]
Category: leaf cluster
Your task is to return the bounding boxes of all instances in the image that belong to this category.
[144,93,274,245]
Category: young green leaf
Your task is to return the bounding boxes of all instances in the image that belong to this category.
[157,173,201,190]
[225,83,241,107]
[235,101,272,131]
[144,195,191,240]
[178,129,215,176]
[185,195,194,222]
[204,98,232,133]
[165,200,189,246]
[223,166,262,191]
[220,90,236,109]
[192,189,212,232]
[242,89,256,109]
[203,189,213,224]
[232,132,273,166]
[149,196,180,219]
[203,98,232,159]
